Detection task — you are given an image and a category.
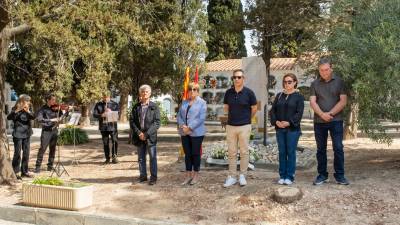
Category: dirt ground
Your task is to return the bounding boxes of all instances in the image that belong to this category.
[1,135,400,225]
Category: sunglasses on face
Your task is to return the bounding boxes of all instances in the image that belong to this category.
[283,80,294,84]
[188,88,198,92]
[232,76,243,80]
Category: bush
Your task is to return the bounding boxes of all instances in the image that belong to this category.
[127,101,168,126]
[58,125,89,145]
[32,176,89,187]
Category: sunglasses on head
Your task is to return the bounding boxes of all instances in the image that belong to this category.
[232,76,243,80]
[283,80,294,84]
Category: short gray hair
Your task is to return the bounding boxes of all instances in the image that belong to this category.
[318,57,332,67]
[139,84,152,93]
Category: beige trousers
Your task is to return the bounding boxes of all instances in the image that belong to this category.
[226,124,251,175]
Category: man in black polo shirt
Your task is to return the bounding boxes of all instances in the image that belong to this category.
[310,57,349,185]
[223,69,257,187]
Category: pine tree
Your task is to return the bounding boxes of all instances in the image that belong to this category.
[206,0,247,62]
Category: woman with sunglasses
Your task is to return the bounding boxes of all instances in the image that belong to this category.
[177,82,207,185]
[270,73,304,185]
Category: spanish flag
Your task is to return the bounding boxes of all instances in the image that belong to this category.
[182,67,190,100]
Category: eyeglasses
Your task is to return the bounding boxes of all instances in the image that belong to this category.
[188,88,198,92]
[283,80,294,84]
[232,76,243,80]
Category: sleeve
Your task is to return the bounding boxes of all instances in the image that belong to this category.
[289,94,305,128]
[92,103,102,119]
[7,109,17,120]
[188,101,207,131]
[310,81,316,97]
[339,79,347,95]
[177,103,185,127]
[145,105,161,138]
[269,93,279,126]
[129,105,141,135]
[249,89,257,106]
[36,108,52,127]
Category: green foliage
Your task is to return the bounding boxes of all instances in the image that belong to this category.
[58,125,89,145]
[246,0,324,60]
[324,0,400,144]
[33,177,64,186]
[155,102,169,126]
[32,176,90,187]
[206,0,247,61]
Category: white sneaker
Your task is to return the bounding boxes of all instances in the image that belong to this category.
[278,178,285,185]
[239,174,247,186]
[223,176,237,188]
[284,179,293,185]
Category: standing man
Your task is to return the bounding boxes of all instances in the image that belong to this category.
[130,85,160,185]
[35,94,67,173]
[93,91,120,164]
[310,57,349,185]
[223,69,257,187]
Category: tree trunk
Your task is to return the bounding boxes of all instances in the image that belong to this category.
[0,62,17,184]
[119,90,128,122]
[344,102,358,140]
[80,104,91,127]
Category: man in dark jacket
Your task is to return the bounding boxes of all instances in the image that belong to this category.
[35,94,68,173]
[93,92,120,164]
[130,84,160,185]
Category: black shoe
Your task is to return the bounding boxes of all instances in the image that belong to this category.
[112,157,119,164]
[139,177,148,183]
[16,175,22,180]
[336,177,350,185]
[47,166,54,171]
[103,159,110,164]
[149,179,157,185]
[34,167,41,173]
[21,173,34,178]
[313,175,329,185]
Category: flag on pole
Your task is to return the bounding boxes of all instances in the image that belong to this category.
[182,67,190,100]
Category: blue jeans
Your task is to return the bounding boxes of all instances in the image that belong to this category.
[314,121,345,179]
[276,129,301,181]
[137,143,157,181]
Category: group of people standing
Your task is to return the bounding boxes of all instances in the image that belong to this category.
[7,56,349,187]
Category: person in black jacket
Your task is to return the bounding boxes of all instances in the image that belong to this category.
[270,73,304,185]
[93,92,120,164]
[130,84,160,185]
[7,94,35,179]
[35,94,69,173]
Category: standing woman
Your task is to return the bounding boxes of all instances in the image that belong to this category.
[177,82,207,185]
[7,94,35,179]
[270,73,304,185]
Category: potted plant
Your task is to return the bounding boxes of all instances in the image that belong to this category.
[22,177,93,210]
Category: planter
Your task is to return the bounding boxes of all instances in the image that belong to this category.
[22,183,94,211]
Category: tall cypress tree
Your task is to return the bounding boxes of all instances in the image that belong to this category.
[206,0,247,62]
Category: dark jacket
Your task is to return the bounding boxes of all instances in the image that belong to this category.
[93,100,120,132]
[7,108,35,138]
[129,101,160,146]
[270,91,304,131]
[36,105,66,131]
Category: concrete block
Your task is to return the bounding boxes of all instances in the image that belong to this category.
[0,205,36,224]
[35,208,84,225]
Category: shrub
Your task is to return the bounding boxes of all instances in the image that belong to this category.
[32,177,90,187]
[58,125,89,145]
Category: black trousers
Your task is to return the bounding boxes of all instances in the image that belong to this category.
[181,135,204,172]
[101,130,118,159]
[35,129,58,169]
[12,137,30,175]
